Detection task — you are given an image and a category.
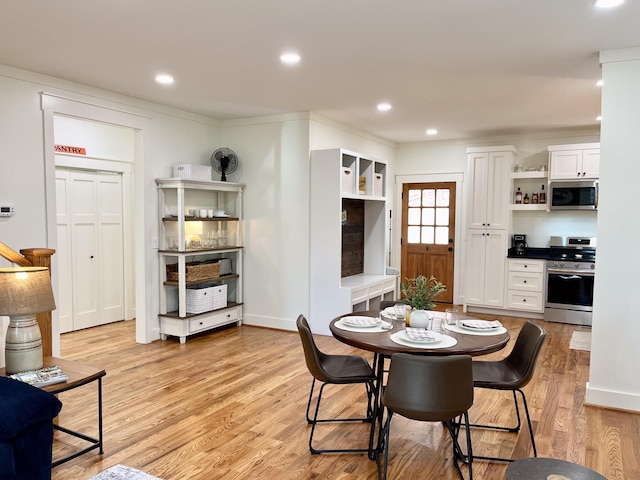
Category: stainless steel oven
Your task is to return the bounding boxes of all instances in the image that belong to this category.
[544,236,596,326]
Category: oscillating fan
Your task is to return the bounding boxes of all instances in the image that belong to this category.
[210,148,239,181]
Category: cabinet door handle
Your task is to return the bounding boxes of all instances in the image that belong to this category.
[523,298,527,302]
[448,247,453,252]
[577,172,580,177]
[523,280,527,283]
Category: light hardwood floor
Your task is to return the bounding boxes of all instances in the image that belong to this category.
[51,314,639,480]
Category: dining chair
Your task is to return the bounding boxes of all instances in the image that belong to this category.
[379,300,407,310]
[377,353,474,480]
[467,320,547,462]
[296,314,377,454]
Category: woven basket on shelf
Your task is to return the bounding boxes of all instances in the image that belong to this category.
[166,262,220,282]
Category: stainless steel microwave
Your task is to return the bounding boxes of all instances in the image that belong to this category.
[549,181,598,211]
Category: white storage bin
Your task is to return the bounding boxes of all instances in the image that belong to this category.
[341,167,354,195]
[173,164,212,181]
[373,173,384,197]
[186,284,228,313]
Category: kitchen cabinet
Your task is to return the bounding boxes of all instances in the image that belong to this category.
[465,230,507,308]
[548,143,600,180]
[466,146,515,229]
[309,148,398,335]
[506,258,545,313]
[156,178,244,343]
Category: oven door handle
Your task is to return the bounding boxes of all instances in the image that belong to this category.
[548,268,595,276]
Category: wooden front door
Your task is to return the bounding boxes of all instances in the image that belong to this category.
[400,182,456,304]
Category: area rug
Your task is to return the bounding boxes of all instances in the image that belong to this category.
[569,330,592,351]
[88,464,162,480]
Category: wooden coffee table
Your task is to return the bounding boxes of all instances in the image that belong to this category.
[1,356,106,467]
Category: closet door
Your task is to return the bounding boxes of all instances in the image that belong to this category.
[56,169,124,332]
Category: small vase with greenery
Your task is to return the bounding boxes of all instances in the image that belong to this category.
[400,275,446,327]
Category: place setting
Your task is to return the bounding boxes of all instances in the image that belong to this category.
[389,315,458,349]
[334,315,392,333]
[443,310,508,336]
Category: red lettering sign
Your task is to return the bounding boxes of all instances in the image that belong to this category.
[54,144,87,155]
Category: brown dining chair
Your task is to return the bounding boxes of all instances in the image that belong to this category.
[379,300,407,310]
[296,314,377,454]
[467,320,547,462]
[377,353,474,480]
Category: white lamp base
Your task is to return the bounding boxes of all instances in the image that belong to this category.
[5,313,43,374]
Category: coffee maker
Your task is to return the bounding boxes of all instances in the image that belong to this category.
[512,234,527,256]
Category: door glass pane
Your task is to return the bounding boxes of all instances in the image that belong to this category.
[407,226,420,243]
[421,208,434,225]
[421,226,434,244]
[435,208,449,226]
[422,189,435,207]
[408,190,421,207]
[436,189,450,207]
[435,226,449,244]
[408,208,421,225]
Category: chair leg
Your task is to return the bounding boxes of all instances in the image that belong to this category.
[468,390,522,433]
[464,389,537,462]
[447,414,472,480]
[376,410,393,480]
[307,380,374,454]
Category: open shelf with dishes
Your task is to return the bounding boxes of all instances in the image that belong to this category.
[156,178,244,343]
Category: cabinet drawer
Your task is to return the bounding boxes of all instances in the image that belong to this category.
[189,308,238,333]
[507,272,544,292]
[368,283,383,297]
[351,287,369,304]
[383,278,396,293]
[508,259,544,273]
[506,291,543,312]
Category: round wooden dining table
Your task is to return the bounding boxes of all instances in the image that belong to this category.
[330,310,511,460]
[330,310,510,357]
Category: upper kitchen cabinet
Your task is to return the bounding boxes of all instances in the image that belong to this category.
[466,146,516,229]
[548,143,600,180]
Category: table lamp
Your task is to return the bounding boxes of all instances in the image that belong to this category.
[0,267,56,374]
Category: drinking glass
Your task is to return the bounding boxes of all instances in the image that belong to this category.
[445,308,459,326]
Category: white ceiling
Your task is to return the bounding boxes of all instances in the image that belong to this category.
[1,1,638,143]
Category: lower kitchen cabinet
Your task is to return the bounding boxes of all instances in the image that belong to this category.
[506,259,545,312]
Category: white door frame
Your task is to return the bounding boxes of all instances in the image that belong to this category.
[42,93,152,353]
[395,173,465,306]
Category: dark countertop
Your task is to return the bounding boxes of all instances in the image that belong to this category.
[507,247,550,260]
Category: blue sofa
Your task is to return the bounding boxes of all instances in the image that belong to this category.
[0,377,62,480]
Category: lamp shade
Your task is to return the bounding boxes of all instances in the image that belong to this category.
[0,267,56,316]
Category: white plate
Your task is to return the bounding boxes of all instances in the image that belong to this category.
[400,330,443,344]
[383,306,404,318]
[459,320,501,331]
[340,316,382,328]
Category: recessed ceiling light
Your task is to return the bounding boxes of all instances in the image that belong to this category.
[377,103,392,112]
[596,115,603,121]
[280,53,301,65]
[155,74,174,85]
[594,0,624,8]
[426,129,438,136]
[595,79,604,87]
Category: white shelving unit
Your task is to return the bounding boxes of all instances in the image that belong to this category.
[510,170,549,211]
[310,148,398,335]
[156,178,244,343]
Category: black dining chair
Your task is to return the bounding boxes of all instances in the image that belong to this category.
[467,320,547,462]
[296,314,377,454]
[377,353,475,480]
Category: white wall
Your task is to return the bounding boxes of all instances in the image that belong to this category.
[0,64,221,357]
[587,47,640,411]
[220,113,396,333]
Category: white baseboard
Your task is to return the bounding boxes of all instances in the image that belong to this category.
[242,314,298,332]
[585,382,640,413]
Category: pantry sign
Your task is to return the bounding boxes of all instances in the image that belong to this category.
[54,144,86,155]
